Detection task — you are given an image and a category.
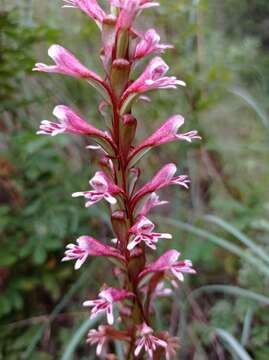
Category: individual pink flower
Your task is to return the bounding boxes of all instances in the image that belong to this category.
[128,115,201,164]
[139,249,196,287]
[110,0,159,9]
[87,326,108,356]
[121,57,185,103]
[37,105,115,147]
[62,0,106,25]
[139,192,168,217]
[72,171,122,207]
[33,44,103,82]
[141,281,172,313]
[134,29,173,60]
[83,287,133,325]
[134,323,167,359]
[116,0,140,30]
[164,335,180,360]
[62,236,124,269]
[127,216,172,250]
[131,163,189,210]
[87,325,130,356]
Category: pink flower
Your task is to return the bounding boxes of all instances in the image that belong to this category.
[128,115,201,164]
[131,163,189,210]
[87,326,108,356]
[83,287,133,325]
[164,334,180,360]
[128,216,172,250]
[116,0,140,30]
[87,325,130,356]
[134,29,173,60]
[134,323,167,359]
[121,57,185,103]
[33,44,103,82]
[37,105,115,147]
[72,171,122,207]
[139,192,168,217]
[62,236,124,269]
[110,0,159,9]
[141,282,172,313]
[62,0,106,25]
[139,249,196,287]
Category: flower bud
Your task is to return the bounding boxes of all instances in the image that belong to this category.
[111,210,129,250]
[110,59,130,98]
[120,114,137,157]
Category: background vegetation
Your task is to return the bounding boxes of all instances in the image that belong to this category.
[0,0,269,359]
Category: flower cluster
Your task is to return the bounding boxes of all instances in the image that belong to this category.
[34,0,200,358]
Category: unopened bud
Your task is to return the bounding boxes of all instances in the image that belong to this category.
[110,59,130,98]
[120,114,137,156]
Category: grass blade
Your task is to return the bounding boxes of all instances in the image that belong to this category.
[61,316,102,360]
[204,214,269,266]
[190,285,269,306]
[241,308,253,347]
[229,86,269,133]
[156,217,269,278]
[215,328,253,360]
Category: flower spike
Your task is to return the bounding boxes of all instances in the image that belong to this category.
[35,0,198,357]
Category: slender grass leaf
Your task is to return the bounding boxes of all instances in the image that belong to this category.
[215,328,253,360]
[156,217,269,277]
[241,308,253,347]
[190,285,269,306]
[229,86,269,133]
[204,214,269,266]
[61,315,102,360]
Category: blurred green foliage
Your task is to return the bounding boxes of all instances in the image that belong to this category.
[0,0,269,359]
